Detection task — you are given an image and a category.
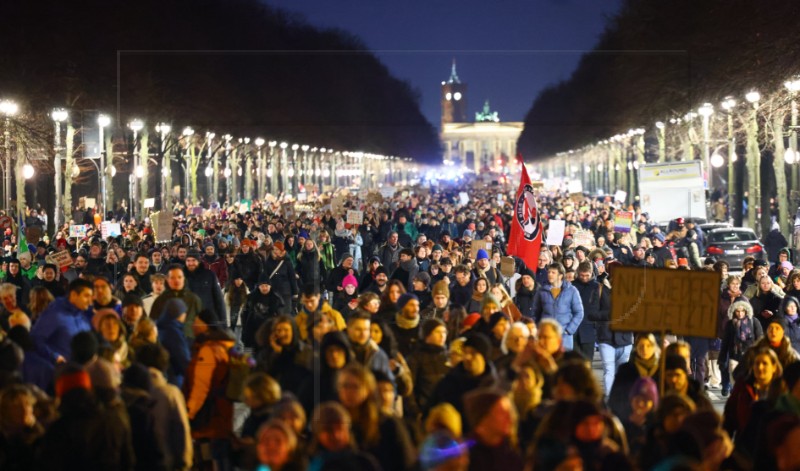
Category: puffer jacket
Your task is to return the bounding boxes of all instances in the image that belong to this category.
[184,329,235,440]
[296,247,321,291]
[531,280,584,336]
[294,302,346,342]
[781,296,800,351]
[719,300,763,364]
[514,286,536,320]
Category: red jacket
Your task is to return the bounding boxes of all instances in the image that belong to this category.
[202,255,228,287]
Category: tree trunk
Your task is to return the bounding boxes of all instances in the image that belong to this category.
[190,145,199,204]
[105,134,114,216]
[64,124,74,221]
[746,109,759,232]
[140,130,149,213]
[773,113,791,239]
[16,140,25,217]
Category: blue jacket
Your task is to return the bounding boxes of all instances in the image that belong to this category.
[157,317,191,387]
[30,297,92,363]
[531,280,584,336]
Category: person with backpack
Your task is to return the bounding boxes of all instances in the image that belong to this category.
[184,309,236,471]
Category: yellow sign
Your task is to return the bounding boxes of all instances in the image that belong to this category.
[610,266,720,338]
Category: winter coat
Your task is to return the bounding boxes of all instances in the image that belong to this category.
[149,288,203,340]
[148,368,193,471]
[241,290,285,348]
[719,300,763,365]
[351,339,395,386]
[202,254,228,287]
[513,286,536,320]
[449,280,474,309]
[765,229,789,263]
[332,231,353,262]
[572,278,604,345]
[379,243,402,272]
[406,343,450,417]
[263,255,299,308]
[428,362,499,423]
[391,321,422,358]
[121,388,167,471]
[184,329,236,439]
[295,302,347,343]
[257,320,312,396]
[749,287,784,332]
[156,317,191,387]
[297,247,321,291]
[184,265,226,323]
[325,265,356,296]
[718,290,747,339]
[531,280,585,336]
[332,291,359,320]
[390,258,419,293]
[234,252,263,290]
[29,296,92,363]
[608,356,660,420]
[595,283,633,347]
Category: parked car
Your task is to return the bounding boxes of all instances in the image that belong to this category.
[705,227,766,268]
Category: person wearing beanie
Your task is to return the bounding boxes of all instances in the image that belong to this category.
[184,247,226,324]
[406,318,450,419]
[324,250,356,296]
[429,332,498,423]
[622,376,659,456]
[391,247,420,293]
[462,387,522,470]
[485,312,510,361]
[664,354,713,412]
[149,265,202,340]
[156,298,191,387]
[200,241,227,288]
[359,255,383,294]
[531,262,584,351]
[471,248,504,287]
[365,265,390,296]
[332,273,360,319]
[295,284,346,343]
[422,279,451,321]
[412,271,433,311]
[392,293,422,357]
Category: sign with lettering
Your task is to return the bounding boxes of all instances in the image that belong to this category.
[153,211,173,242]
[610,266,720,338]
[143,198,155,209]
[100,221,121,238]
[69,225,88,238]
[46,250,73,269]
[573,229,595,248]
[346,210,364,226]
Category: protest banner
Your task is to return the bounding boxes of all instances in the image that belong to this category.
[69,225,88,238]
[614,210,634,233]
[346,210,364,226]
[100,221,122,238]
[545,220,566,246]
[46,250,73,269]
[152,211,173,242]
[331,196,346,217]
[610,266,720,338]
[470,240,492,261]
[573,229,594,247]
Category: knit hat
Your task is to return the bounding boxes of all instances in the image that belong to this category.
[782,261,795,270]
[629,377,659,408]
[463,387,505,430]
[768,315,788,331]
[374,266,388,276]
[463,313,481,329]
[432,244,443,252]
[70,331,99,364]
[185,250,201,261]
[664,354,689,375]
[197,308,220,326]
[397,293,419,310]
[432,279,450,298]
[203,241,215,249]
[122,293,143,308]
[463,333,491,360]
[414,272,431,287]
[342,274,358,288]
[754,259,769,268]
[487,312,509,331]
[298,230,310,239]
[161,298,188,321]
[369,255,381,265]
[421,318,446,340]
[55,364,92,398]
[652,233,666,243]
[339,252,354,264]
[481,293,500,311]
[476,249,489,261]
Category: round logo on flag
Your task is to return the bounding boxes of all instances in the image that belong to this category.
[515,183,540,241]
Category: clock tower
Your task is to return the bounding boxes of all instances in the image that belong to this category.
[441,59,467,125]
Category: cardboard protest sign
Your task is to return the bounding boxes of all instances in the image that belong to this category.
[573,229,595,248]
[470,240,492,261]
[152,211,173,242]
[69,225,88,238]
[614,210,634,233]
[282,202,295,219]
[46,250,73,269]
[85,198,96,209]
[346,210,364,226]
[297,192,308,202]
[500,256,516,278]
[563,204,574,215]
[545,220,566,246]
[610,266,720,338]
[331,196,346,217]
[366,191,383,206]
[143,198,155,209]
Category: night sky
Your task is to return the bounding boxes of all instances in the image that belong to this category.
[265,0,622,130]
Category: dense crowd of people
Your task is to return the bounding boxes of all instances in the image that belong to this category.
[1,183,800,471]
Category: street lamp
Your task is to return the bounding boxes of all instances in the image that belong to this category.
[51,108,69,230]
[128,119,144,221]
[22,163,34,180]
[698,102,714,187]
[182,127,194,203]
[96,114,111,218]
[0,100,18,213]
[745,91,761,232]
[786,78,800,195]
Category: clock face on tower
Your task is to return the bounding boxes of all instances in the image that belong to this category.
[445,92,452,101]
[453,92,462,101]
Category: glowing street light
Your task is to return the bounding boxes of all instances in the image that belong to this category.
[22,163,34,179]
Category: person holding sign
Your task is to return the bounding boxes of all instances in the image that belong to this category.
[531,262,584,351]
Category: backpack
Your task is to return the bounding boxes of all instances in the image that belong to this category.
[225,346,255,401]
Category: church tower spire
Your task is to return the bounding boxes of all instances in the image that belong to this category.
[448,58,460,84]
[441,60,467,124]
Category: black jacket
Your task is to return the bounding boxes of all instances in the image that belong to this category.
[241,290,286,348]
[594,284,633,347]
[234,252,262,290]
[449,280,474,308]
[406,343,450,417]
[263,255,298,307]
[514,286,536,320]
[184,265,225,322]
[572,278,603,345]
[428,362,499,425]
[296,248,321,291]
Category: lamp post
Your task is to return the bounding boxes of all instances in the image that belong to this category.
[786,78,800,197]
[255,138,265,200]
[128,119,144,221]
[155,123,171,210]
[182,127,194,204]
[97,114,111,218]
[721,97,737,223]
[51,108,68,230]
[745,91,761,232]
[206,132,217,203]
[267,141,277,196]
[698,103,714,189]
[655,121,666,163]
[0,100,19,213]
[223,134,232,205]
[278,142,288,194]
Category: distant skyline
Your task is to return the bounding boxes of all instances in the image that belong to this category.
[265,0,622,129]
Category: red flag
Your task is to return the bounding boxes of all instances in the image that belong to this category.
[507,163,542,271]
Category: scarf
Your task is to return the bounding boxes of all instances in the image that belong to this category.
[634,353,659,378]
[395,313,420,330]
[733,316,754,344]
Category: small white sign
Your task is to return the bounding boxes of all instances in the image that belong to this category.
[458,192,470,206]
[568,180,583,195]
[85,198,96,209]
[346,210,364,226]
[143,198,155,209]
[545,220,566,246]
[614,190,627,202]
